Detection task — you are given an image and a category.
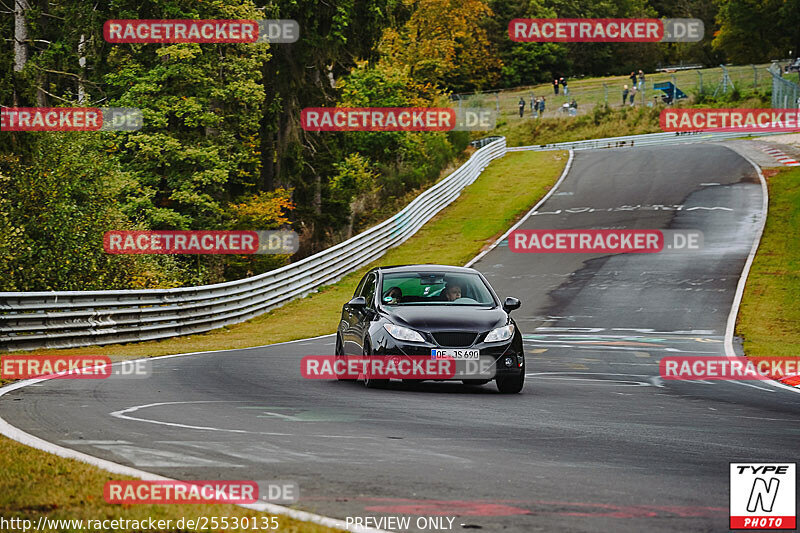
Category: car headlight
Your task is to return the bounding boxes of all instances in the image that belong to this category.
[485,324,515,342]
[383,323,425,343]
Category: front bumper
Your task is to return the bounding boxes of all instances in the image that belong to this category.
[373,336,524,379]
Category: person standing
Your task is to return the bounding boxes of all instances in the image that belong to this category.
[518,97,525,117]
[638,70,645,90]
[553,79,559,95]
[629,85,637,105]
[539,96,546,115]
[560,77,568,96]
[622,84,629,106]
[629,71,637,87]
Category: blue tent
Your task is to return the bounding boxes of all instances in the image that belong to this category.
[653,81,687,104]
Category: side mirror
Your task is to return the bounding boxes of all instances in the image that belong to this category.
[348,296,367,309]
[503,297,521,312]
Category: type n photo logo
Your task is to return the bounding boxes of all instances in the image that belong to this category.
[730,463,796,529]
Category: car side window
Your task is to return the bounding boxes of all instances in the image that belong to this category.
[354,274,368,298]
[361,274,377,308]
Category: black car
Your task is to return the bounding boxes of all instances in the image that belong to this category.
[335,265,525,393]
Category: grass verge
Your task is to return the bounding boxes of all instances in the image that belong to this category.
[493,94,771,148]
[738,166,800,358]
[0,150,567,531]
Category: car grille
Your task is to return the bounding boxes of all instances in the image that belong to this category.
[432,332,478,347]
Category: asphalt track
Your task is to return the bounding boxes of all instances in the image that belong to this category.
[3,143,800,532]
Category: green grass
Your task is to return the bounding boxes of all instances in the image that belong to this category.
[738,166,800,358]
[460,63,780,120]
[1,150,567,531]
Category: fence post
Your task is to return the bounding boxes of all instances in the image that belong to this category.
[752,64,757,91]
[697,71,703,94]
[603,82,608,105]
[495,93,500,113]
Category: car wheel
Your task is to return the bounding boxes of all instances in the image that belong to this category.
[363,341,388,389]
[462,379,491,386]
[335,335,355,382]
[496,371,525,394]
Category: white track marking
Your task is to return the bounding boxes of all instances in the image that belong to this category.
[465,150,575,268]
[722,147,800,395]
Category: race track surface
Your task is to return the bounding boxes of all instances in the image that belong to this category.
[3,143,799,532]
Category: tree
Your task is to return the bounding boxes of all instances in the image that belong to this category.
[713,0,800,63]
[379,0,502,92]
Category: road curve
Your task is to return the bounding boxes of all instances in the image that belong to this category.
[2,143,799,533]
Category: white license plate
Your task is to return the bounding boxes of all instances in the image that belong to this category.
[432,349,479,360]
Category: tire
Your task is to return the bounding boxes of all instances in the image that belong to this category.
[363,342,388,389]
[335,335,355,382]
[496,371,525,394]
[462,379,491,386]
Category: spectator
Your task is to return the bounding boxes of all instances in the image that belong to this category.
[539,96,546,115]
[532,96,539,118]
[560,77,568,96]
[622,84,629,106]
[553,79,559,95]
[569,99,578,109]
[638,70,645,90]
[629,71,637,87]
[629,85,637,105]
[518,97,525,117]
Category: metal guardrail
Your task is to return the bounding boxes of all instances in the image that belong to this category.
[769,63,800,109]
[0,138,508,351]
[506,129,787,153]
[470,136,503,149]
[656,64,703,72]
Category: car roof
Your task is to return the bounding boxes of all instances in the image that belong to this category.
[375,264,480,274]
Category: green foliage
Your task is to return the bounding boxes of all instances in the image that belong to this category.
[0,134,183,291]
[713,0,800,63]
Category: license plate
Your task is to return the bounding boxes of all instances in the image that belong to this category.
[432,349,479,360]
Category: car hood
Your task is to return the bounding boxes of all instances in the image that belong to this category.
[384,305,507,332]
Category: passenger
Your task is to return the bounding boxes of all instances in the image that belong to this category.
[383,287,403,304]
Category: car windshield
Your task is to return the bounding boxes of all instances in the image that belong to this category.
[380,272,495,306]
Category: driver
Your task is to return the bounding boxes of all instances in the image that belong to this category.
[441,283,462,301]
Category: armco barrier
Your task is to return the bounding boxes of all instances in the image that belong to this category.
[507,129,786,152]
[0,138,507,351]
